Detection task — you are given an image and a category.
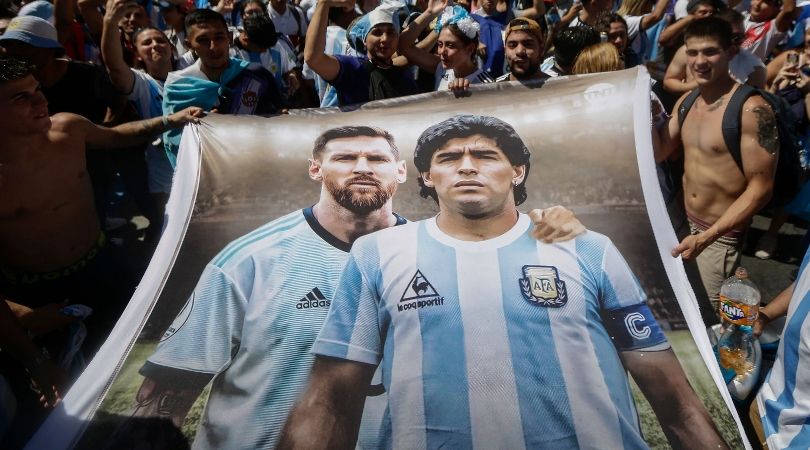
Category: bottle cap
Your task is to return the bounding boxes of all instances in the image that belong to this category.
[735,267,748,279]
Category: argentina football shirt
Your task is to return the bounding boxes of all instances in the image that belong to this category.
[314,213,668,449]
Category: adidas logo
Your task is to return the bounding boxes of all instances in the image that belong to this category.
[297,287,330,309]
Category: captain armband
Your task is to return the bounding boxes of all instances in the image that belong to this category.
[602,304,668,352]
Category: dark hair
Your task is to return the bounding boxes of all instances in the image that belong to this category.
[413,115,531,205]
[683,16,733,49]
[131,26,176,70]
[553,25,600,70]
[328,5,352,23]
[132,25,167,44]
[244,0,267,11]
[685,0,716,14]
[312,126,400,159]
[0,56,35,83]
[243,12,278,48]
[714,7,744,26]
[441,23,479,61]
[242,0,268,18]
[595,13,627,33]
[184,8,228,35]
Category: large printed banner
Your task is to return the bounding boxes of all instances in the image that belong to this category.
[30,68,748,449]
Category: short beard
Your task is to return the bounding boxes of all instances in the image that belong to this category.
[510,61,540,80]
[326,176,396,215]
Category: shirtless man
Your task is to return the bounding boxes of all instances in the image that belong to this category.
[0,54,203,446]
[657,17,777,315]
[663,8,766,96]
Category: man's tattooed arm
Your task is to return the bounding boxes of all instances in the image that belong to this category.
[82,106,205,150]
[752,105,779,156]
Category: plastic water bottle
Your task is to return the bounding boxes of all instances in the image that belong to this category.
[716,267,761,395]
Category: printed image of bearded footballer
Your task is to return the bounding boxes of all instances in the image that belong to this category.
[281,115,730,449]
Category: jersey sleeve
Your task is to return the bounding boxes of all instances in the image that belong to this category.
[141,263,249,380]
[595,238,668,352]
[625,15,643,40]
[313,240,382,365]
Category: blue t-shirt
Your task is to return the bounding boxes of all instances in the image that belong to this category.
[315,214,668,449]
[473,14,506,77]
[330,55,417,106]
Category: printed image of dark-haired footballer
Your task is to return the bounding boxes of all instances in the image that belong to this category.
[281,115,730,450]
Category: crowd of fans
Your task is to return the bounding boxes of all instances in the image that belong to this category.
[0,0,809,445]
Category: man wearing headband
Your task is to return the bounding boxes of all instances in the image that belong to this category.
[281,115,727,449]
[305,0,417,105]
[497,17,548,82]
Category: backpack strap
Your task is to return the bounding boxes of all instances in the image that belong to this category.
[677,88,701,130]
[289,3,302,38]
[721,84,756,173]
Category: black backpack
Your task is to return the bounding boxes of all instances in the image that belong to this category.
[677,84,804,205]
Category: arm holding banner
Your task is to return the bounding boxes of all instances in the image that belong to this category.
[654,92,687,163]
[278,356,375,449]
[621,350,729,449]
[56,107,205,150]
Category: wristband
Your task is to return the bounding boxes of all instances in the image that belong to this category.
[162,115,170,129]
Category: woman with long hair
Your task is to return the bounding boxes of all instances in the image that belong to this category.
[399,0,494,90]
[571,41,624,74]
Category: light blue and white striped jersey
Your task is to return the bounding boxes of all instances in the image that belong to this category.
[315,213,668,449]
[144,208,401,449]
[757,247,810,449]
[128,70,173,194]
[231,40,298,90]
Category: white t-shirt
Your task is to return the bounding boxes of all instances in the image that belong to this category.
[434,63,495,90]
[742,12,786,61]
[268,4,308,38]
[729,47,765,84]
[624,15,649,61]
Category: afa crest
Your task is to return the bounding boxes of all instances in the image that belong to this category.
[520,265,568,307]
[241,90,258,108]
